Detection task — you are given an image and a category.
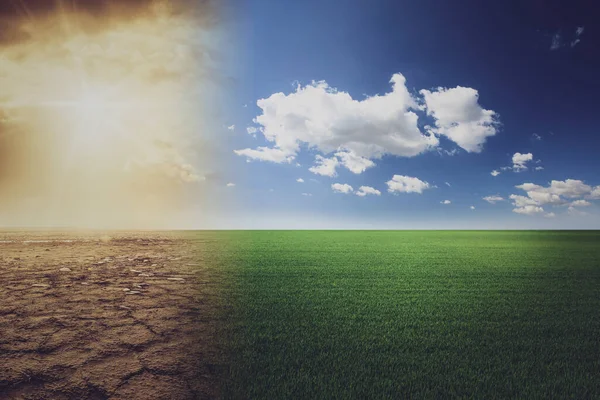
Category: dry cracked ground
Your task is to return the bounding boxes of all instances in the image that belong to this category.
[0,231,228,399]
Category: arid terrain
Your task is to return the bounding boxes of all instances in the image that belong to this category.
[0,231,226,399]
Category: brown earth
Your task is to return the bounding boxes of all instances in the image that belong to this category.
[0,231,227,399]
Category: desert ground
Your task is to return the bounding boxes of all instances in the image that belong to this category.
[0,231,226,400]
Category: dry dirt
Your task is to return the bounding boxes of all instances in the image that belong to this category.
[0,231,226,399]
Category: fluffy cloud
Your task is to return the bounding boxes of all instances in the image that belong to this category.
[483,195,504,204]
[247,126,258,135]
[512,152,533,171]
[420,86,499,153]
[386,175,431,194]
[470,205,476,210]
[296,178,304,183]
[235,73,499,173]
[571,200,591,207]
[226,182,235,187]
[331,183,353,194]
[491,170,501,177]
[517,180,592,200]
[356,186,381,197]
[309,155,339,177]
[511,179,597,217]
[588,186,600,200]
[334,151,376,174]
[513,205,545,215]
[227,125,235,131]
[440,200,451,204]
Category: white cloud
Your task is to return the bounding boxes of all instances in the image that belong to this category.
[588,186,600,200]
[551,33,562,50]
[227,125,235,131]
[571,26,584,47]
[483,195,504,204]
[545,212,556,218]
[509,194,540,208]
[532,133,542,141]
[386,175,431,194]
[233,147,294,163]
[470,205,475,210]
[301,192,312,197]
[235,73,498,170]
[511,179,597,217]
[296,178,304,183]
[512,152,533,171]
[420,86,499,153]
[535,166,544,171]
[226,182,235,187]
[517,180,592,199]
[491,170,500,177]
[309,155,339,177]
[445,182,451,187]
[571,199,591,207]
[513,205,545,215]
[335,151,376,174]
[440,200,451,204]
[247,126,258,135]
[356,186,381,197]
[331,183,353,194]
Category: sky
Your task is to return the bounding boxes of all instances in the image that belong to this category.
[0,0,599,229]
[219,0,600,229]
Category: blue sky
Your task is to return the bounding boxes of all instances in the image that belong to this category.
[218,0,600,229]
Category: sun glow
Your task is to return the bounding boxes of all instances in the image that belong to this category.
[0,0,223,228]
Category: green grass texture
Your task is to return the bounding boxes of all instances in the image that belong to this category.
[214,231,600,399]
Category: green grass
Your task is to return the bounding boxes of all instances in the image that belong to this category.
[216,231,600,399]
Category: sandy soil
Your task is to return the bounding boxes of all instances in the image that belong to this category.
[0,231,225,399]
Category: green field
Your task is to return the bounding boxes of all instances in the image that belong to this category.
[216,231,600,398]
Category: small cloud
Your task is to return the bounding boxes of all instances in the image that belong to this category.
[226,182,235,187]
[243,104,248,108]
[470,205,475,210]
[571,199,591,207]
[356,186,381,197]
[445,182,451,187]
[309,155,338,177]
[513,205,545,215]
[483,195,504,204]
[440,200,451,204]
[571,26,584,47]
[550,33,562,50]
[535,166,544,171]
[247,126,258,135]
[386,175,431,194]
[227,125,235,131]
[331,183,353,194]
[532,133,542,141]
[296,178,304,183]
[301,192,312,197]
[491,170,501,177]
[512,152,533,172]
[545,212,556,218]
